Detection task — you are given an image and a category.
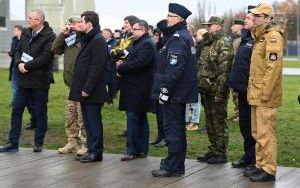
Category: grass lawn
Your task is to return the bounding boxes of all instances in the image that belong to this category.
[284,61,300,68]
[0,69,299,167]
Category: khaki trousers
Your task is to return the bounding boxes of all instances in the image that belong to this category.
[251,106,277,175]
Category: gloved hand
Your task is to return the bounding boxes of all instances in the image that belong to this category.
[159,87,169,104]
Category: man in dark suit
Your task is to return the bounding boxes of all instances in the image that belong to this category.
[0,9,55,152]
[69,11,108,163]
[116,20,156,161]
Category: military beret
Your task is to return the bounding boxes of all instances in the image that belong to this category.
[232,19,244,26]
[250,3,274,16]
[202,16,224,26]
[169,3,192,20]
[248,5,256,13]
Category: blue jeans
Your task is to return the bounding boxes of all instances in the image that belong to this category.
[80,103,103,156]
[126,111,149,155]
[185,93,201,123]
[9,87,49,147]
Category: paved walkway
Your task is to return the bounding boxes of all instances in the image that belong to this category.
[0,148,299,188]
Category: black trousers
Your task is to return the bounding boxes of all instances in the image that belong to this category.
[238,90,255,164]
[162,103,186,173]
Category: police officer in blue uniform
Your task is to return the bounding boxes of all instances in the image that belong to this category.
[151,3,198,177]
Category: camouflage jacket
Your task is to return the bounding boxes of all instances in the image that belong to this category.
[197,30,234,98]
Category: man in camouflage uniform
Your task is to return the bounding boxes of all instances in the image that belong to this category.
[197,16,234,164]
[110,15,140,137]
[51,17,87,155]
[230,19,244,122]
[245,3,284,182]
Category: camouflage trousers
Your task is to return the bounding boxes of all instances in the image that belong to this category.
[202,94,229,156]
[65,87,86,145]
[230,89,239,119]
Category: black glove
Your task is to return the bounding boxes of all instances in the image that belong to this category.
[159,87,169,104]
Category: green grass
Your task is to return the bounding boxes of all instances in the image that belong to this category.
[0,69,299,167]
[284,61,300,68]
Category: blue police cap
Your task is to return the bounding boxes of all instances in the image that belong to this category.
[169,3,192,20]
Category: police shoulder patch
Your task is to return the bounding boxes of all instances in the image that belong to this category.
[169,53,179,65]
[269,52,278,61]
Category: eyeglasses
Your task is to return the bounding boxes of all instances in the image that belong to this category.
[253,14,268,18]
[132,28,142,31]
[27,17,39,21]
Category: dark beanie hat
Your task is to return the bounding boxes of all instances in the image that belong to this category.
[168,3,192,19]
[248,5,256,13]
[124,15,140,26]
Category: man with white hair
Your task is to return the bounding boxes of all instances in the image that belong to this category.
[0,9,55,152]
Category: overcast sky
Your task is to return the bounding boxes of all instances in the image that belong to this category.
[96,0,278,30]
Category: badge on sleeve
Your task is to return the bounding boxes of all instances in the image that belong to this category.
[269,52,278,61]
[169,53,178,65]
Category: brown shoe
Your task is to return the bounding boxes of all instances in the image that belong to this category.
[120,154,135,161]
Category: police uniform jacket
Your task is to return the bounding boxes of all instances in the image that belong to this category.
[68,27,108,103]
[51,32,82,87]
[228,29,253,92]
[152,21,198,103]
[247,24,284,107]
[117,33,156,112]
[15,22,55,89]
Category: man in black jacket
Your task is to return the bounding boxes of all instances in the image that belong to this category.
[69,11,108,163]
[0,9,55,152]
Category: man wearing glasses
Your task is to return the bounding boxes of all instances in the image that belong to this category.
[0,9,55,152]
[151,3,198,177]
[246,3,284,182]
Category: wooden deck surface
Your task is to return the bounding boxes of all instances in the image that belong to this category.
[0,148,299,188]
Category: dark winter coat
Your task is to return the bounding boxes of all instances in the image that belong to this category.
[68,27,108,103]
[117,33,156,112]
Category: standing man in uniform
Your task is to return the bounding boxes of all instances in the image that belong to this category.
[229,19,244,122]
[151,3,198,177]
[0,9,55,152]
[246,3,284,182]
[51,17,87,156]
[197,16,234,164]
[228,6,256,170]
[69,11,108,163]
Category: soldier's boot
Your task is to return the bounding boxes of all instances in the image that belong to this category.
[58,139,80,154]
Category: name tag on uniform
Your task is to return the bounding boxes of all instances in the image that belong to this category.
[21,52,33,63]
[65,33,76,46]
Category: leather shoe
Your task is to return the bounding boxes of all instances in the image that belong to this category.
[80,153,103,163]
[74,153,89,161]
[250,170,276,182]
[243,166,264,177]
[231,159,249,168]
[0,142,19,152]
[33,145,42,152]
[160,159,185,174]
[25,123,36,130]
[136,153,147,158]
[197,152,215,162]
[152,169,182,177]
[120,154,135,161]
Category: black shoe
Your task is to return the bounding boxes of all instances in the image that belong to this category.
[0,142,19,152]
[244,164,256,171]
[207,154,227,164]
[197,152,215,162]
[231,159,249,168]
[117,131,127,137]
[33,145,42,152]
[80,153,103,163]
[160,159,185,174]
[250,170,276,182]
[25,123,36,130]
[74,153,88,161]
[154,139,167,147]
[243,166,264,177]
[136,153,147,158]
[150,138,162,145]
[152,169,182,177]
